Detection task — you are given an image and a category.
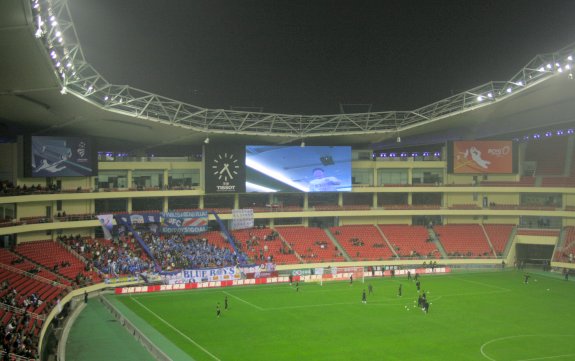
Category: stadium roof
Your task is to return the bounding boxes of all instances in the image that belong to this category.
[1,0,575,151]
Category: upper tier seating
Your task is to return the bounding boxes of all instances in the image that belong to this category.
[525,137,568,176]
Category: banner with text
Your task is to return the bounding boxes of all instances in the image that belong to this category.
[164,266,241,284]
[161,211,208,234]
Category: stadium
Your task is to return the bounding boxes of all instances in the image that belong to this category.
[1,0,575,360]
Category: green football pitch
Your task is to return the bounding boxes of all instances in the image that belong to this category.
[114,270,575,361]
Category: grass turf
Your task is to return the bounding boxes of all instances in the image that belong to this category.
[114,270,575,361]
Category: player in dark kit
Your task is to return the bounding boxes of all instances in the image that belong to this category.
[362,289,367,304]
[350,275,353,285]
[422,299,430,314]
[398,284,402,297]
[524,274,530,284]
[416,280,421,292]
[407,271,412,280]
[368,284,373,295]
[216,303,221,318]
[224,296,228,310]
[296,282,299,292]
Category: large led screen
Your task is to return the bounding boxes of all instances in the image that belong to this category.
[245,145,352,192]
[28,136,97,177]
[449,140,516,174]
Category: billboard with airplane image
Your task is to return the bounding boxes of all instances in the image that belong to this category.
[25,136,97,177]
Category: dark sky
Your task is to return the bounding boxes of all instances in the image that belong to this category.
[69,0,575,115]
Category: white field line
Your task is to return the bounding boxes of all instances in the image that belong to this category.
[131,297,222,361]
[222,290,264,311]
[516,354,575,361]
[480,334,575,361]
[447,275,511,291]
[436,289,511,298]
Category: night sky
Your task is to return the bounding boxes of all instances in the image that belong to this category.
[69,0,575,115]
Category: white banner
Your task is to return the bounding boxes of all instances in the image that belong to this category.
[96,214,114,240]
[231,209,254,230]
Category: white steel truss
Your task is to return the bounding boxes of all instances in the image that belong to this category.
[31,0,575,140]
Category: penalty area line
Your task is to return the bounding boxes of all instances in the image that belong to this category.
[222,290,265,311]
[131,297,222,361]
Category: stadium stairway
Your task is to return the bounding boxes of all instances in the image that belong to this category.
[427,228,448,258]
[479,224,498,257]
[57,238,91,269]
[324,228,352,261]
[552,227,570,262]
[557,227,567,250]
[374,226,399,258]
[276,232,304,263]
[502,226,517,257]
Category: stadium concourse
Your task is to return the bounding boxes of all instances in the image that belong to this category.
[2,0,575,360]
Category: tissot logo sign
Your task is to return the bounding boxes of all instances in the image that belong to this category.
[204,146,246,193]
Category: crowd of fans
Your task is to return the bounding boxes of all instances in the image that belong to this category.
[57,229,252,278]
[59,234,153,278]
[1,313,39,360]
[0,282,51,360]
[142,232,243,270]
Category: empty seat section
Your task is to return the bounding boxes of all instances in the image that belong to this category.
[554,226,575,262]
[525,137,567,176]
[231,228,299,265]
[329,225,394,261]
[15,240,95,283]
[379,224,440,259]
[483,224,514,255]
[275,226,345,263]
[433,224,492,257]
